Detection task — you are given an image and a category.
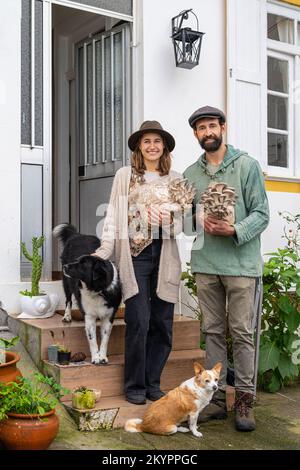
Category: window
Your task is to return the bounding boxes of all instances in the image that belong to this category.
[267,2,300,177]
[267,54,291,169]
[267,13,294,44]
[76,24,130,175]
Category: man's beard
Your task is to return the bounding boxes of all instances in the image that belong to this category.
[199,134,223,152]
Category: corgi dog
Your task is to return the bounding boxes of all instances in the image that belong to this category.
[125,362,222,438]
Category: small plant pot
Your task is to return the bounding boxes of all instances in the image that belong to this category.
[47,345,58,363]
[72,388,101,410]
[57,351,71,365]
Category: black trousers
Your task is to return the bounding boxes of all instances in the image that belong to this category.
[124,239,174,398]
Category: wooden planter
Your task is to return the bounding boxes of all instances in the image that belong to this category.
[0,351,22,384]
[0,409,59,450]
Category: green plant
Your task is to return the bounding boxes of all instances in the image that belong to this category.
[72,386,95,409]
[0,336,19,364]
[56,330,70,353]
[57,344,70,353]
[20,236,45,297]
[259,211,300,392]
[0,372,70,420]
[181,263,202,320]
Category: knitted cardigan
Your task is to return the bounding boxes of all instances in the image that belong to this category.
[94,166,182,303]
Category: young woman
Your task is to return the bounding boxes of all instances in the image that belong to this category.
[93,121,183,404]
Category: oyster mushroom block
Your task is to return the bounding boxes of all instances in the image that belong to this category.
[200,182,237,225]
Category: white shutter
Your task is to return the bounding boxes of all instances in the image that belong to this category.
[227,0,267,169]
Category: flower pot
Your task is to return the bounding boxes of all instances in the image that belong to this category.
[72,388,101,410]
[47,345,58,363]
[19,293,59,319]
[57,350,71,365]
[0,350,22,384]
[0,409,59,450]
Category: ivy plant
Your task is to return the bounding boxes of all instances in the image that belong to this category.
[258,211,300,392]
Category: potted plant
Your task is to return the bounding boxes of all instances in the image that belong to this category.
[0,336,22,384]
[72,386,101,410]
[20,236,59,318]
[47,330,59,363]
[57,344,71,365]
[0,372,69,450]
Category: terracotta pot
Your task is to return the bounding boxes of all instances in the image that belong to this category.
[0,351,22,384]
[0,409,59,450]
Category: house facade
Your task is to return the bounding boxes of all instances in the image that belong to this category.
[0,0,299,313]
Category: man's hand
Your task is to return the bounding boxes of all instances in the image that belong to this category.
[204,216,235,237]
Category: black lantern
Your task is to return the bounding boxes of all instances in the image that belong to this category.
[171,9,204,69]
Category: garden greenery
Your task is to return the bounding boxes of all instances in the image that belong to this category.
[258,211,300,392]
[0,372,69,420]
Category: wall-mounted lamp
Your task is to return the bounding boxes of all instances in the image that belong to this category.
[171,9,205,69]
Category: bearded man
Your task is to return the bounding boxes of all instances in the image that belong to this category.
[183,106,269,432]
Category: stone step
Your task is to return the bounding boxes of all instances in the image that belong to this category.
[43,348,205,402]
[8,313,200,368]
[63,386,236,430]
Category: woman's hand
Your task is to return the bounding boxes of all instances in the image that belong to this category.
[148,205,161,226]
[148,205,174,226]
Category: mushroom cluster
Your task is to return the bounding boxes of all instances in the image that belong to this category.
[201,182,237,224]
[129,177,196,212]
[168,178,197,209]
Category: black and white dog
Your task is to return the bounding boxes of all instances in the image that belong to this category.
[53,223,122,365]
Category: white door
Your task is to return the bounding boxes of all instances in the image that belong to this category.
[75,24,131,235]
[226,0,267,170]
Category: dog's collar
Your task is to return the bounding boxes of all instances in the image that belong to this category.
[103,262,119,293]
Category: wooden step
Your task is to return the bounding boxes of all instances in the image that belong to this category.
[8,313,200,368]
[43,348,205,402]
[63,386,235,430]
[56,306,125,321]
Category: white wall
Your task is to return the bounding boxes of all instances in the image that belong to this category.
[142,0,226,267]
[0,1,21,290]
[142,0,226,175]
[261,191,300,256]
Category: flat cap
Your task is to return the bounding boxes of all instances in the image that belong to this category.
[188,105,226,128]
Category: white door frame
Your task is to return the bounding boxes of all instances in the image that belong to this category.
[47,0,143,275]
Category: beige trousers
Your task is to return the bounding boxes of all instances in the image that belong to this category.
[195,274,256,393]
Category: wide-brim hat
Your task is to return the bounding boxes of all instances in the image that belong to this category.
[128,120,175,152]
[188,105,226,128]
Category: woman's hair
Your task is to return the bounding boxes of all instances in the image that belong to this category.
[131,135,171,176]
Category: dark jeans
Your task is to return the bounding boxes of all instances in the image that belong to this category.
[124,239,174,398]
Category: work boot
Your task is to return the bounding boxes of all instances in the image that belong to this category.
[235,390,256,432]
[198,389,227,423]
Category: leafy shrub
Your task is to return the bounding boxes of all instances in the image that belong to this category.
[0,372,69,420]
[258,211,300,392]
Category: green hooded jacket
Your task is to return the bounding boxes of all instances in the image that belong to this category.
[183,144,270,277]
